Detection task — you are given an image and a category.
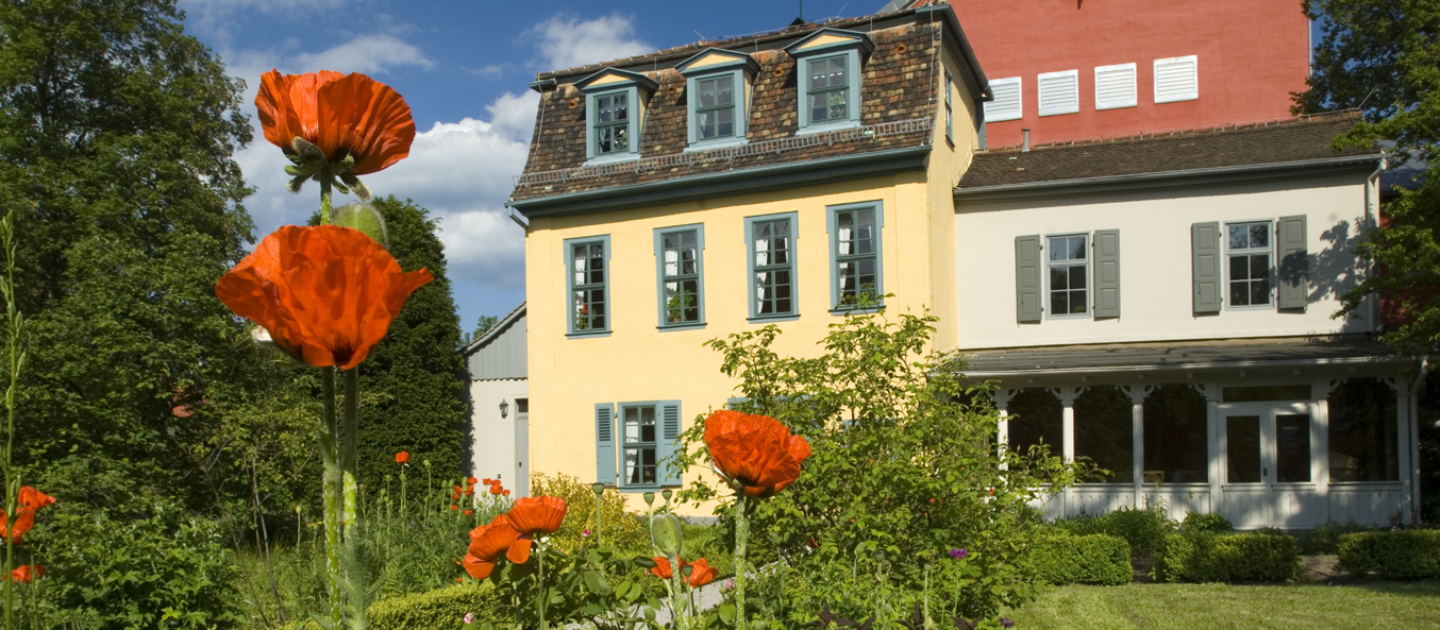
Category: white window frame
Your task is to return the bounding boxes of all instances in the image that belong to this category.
[1045,233,1090,319]
[1094,62,1137,110]
[1224,220,1274,310]
[985,76,1022,122]
[1154,55,1199,104]
[1037,69,1079,117]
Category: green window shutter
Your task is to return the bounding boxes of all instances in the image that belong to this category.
[1092,229,1121,318]
[1192,222,1221,314]
[1015,235,1042,323]
[595,403,616,486]
[1276,215,1308,310]
[658,400,683,486]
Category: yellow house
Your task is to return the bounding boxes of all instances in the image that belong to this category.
[505,5,990,511]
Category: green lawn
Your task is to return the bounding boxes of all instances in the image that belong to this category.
[1004,582,1440,630]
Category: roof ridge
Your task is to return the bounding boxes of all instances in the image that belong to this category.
[981,110,1362,154]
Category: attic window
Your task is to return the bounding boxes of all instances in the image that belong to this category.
[677,48,759,149]
[1154,55,1198,103]
[574,68,658,164]
[784,28,874,134]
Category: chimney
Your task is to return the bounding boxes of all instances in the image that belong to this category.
[1022,129,1031,152]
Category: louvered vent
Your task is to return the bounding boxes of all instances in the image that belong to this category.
[984,77,1022,122]
[1094,63,1137,110]
[1037,70,1079,117]
[1154,55,1198,103]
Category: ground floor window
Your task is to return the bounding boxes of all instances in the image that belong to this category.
[1007,388,1062,459]
[1329,378,1399,482]
[1074,386,1133,483]
[622,404,658,485]
[1143,384,1208,483]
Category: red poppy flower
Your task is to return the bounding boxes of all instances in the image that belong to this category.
[488,483,503,496]
[650,556,673,579]
[685,558,718,588]
[464,510,473,516]
[1,487,55,543]
[464,515,520,580]
[215,225,433,370]
[483,478,494,485]
[702,410,812,498]
[502,489,510,496]
[450,505,459,511]
[395,451,410,465]
[504,496,567,564]
[256,70,415,175]
[6,565,40,583]
[467,477,478,485]
[464,487,474,496]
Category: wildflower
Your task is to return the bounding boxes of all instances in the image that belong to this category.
[1,487,56,543]
[702,410,811,498]
[502,490,510,496]
[5,565,41,583]
[450,505,458,511]
[685,558,718,588]
[504,496,567,563]
[255,70,415,179]
[582,528,591,538]
[464,510,473,516]
[464,613,474,624]
[214,225,433,369]
[650,556,673,579]
[463,515,521,580]
[1001,619,1014,628]
[949,548,968,559]
[395,451,410,465]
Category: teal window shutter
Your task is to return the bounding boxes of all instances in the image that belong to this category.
[1093,229,1121,318]
[1015,235,1042,323]
[658,400,683,486]
[1192,222,1221,314]
[1276,215,1308,310]
[595,403,617,486]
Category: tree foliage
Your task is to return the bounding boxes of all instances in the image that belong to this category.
[1301,0,1440,355]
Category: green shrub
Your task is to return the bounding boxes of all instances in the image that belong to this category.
[1298,520,1368,554]
[1055,505,1176,558]
[1336,530,1440,579]
[530,472,648,555]
[1179,511,1233,533]
[1153,531,1300,582]
[1023,534,1131,585]
[367,582,510,630]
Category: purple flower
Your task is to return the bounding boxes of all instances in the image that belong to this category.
[1000,618,1014,628]
[949,548,968,559]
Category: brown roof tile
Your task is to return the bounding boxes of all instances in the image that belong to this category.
[957,112,1377,190]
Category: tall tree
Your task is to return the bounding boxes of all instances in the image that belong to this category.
[1300,0,1440,356]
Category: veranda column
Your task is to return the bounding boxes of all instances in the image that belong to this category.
[1204,382,1222,516]
[1127,386,1145,510]
[1314,378,1335,525]
[993,389,1012,472]
[1059,387,1077,519]
[1399,377,1416,525]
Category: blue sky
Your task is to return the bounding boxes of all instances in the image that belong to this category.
[179,0,879,335]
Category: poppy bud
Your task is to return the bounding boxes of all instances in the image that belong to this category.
[291,137,326,164]
[651,513,685,558]
[334,203,388,248]
[339,170,373,201]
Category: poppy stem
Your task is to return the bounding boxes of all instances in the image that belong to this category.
[320,174,334,225]
[342,368,365,630]
[321,366,343,627]
[733,495,748,630]
[1,209,18,630]
[536,543,548,630]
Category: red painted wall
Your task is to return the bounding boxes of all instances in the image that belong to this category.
[948,0,1311,148]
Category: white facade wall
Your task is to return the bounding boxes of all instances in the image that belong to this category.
[470,379,528,495]
[953,174,1377,349]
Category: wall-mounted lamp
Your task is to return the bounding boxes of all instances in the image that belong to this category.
[499,399,510,418]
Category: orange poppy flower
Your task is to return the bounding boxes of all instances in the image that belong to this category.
[502,489,510,496]
[256,70,415,175]
[482,478,494,485]
[1,487,56,543]
[488,483,503,496]
[214,225,433,370]
[464,510,473,516]
[702,410,812,498]
[685,558,718,588]
[504,496,567,564]
[467,477,478,485]
[395,451,410,465]
[6,565,40,583]
[464,515,520,580]
[650,556,673,579]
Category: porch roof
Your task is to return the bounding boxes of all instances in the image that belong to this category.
[958,335,1410,379]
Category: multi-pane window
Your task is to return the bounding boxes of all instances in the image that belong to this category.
[807,55,849,123]
[696,75,735,140]
[594,92,629,155]
[570,240,607,332]
[659,228,702,325]
[622,404,657,486]
[1227,222,1271,307]
[1047,235,1088,315]
[834,206,878,308]
[751,217,795,317]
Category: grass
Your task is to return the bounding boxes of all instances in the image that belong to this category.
[1004,582,1440,630]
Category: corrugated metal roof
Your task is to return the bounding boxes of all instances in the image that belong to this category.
[463,302,527,381]
[960,335,1407,378]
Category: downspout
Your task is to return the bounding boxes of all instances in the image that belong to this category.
[1365,157,1386,329]
[1409,357,1429,524]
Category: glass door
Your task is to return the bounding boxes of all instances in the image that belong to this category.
[1222,402,1311,528]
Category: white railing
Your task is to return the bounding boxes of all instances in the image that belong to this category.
[514,117,933,188]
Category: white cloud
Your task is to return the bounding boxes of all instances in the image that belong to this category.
[529,14,652,71]
[291,33,433,74]
[485,91,541,143]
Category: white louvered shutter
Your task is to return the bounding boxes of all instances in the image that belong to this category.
[1154,56,1198,103]
[1094,63,1137,110]
[1037,70,1079,117]
[984,77,1022,122]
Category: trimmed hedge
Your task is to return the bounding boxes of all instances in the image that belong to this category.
[369,582,510,630]
[1025,534,1132,585]
[1053,506,1175,558]
[1337,530,1440,579]
[1152,531,1300,583]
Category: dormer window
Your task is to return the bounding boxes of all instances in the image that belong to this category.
[784,29,873,134]
[575,68,658,164]
[677,48,759,149]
